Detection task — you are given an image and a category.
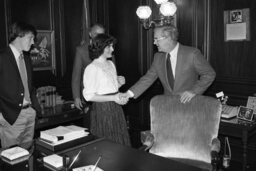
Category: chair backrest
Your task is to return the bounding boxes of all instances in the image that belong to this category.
[149,95,222,164]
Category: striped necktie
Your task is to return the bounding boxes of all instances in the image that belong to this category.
[18,53,31,103]
[166,53,174,89]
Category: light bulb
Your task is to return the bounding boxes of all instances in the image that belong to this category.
[160,2,177,16]
[154,0,168,5]
[136,6,152,19]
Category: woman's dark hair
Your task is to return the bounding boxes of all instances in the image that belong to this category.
[89,33,116,60]
[9,22,37,43]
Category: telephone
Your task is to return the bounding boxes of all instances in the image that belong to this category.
[221,105,238,119]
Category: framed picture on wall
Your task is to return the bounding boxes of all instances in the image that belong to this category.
[30,30,55,71]
[230,10,242,23]
[224,8,250,41]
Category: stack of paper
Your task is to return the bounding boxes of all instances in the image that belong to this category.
[0,146,29,165]
[73,165,103,171]
[40,125,89,144]
[43,154,63,170]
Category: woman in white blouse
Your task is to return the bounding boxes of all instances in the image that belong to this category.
[82,34,130,146]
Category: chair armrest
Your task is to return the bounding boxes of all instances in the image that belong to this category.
[139,130,154,151]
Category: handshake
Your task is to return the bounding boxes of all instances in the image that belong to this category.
[114,92,131,105]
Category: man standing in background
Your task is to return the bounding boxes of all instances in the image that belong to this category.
[0,21,41,148]
[72,23,105,110]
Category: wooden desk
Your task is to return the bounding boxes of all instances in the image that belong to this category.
[219,118,256,171]
[0,159,29,171]
[36,139,203,171]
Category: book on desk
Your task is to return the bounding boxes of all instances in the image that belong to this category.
[36,125,95,153]
[0,147,30,165]
[40,125,89,143]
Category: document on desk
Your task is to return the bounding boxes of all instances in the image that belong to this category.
[221,105,238,119]
[73,165,103,171]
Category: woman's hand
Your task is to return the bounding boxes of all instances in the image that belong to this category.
[117,76,125,87]
[114,93,129,105]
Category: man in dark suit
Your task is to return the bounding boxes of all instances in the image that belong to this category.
[72,23,105,110]
[0,22,41,148]
[125,25,216,103]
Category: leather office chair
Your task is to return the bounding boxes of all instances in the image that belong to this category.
[140,95,222,171]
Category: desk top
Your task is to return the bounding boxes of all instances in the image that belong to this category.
[220,117,256,139]
[1,139,204,171]
[221,117,256,128]
[39,102,79,117]
[37,139,203,171]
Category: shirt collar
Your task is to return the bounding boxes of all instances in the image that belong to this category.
[169,43,179,57]
[9,44,22,60]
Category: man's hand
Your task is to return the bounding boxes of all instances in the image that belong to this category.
[74,98,83,110]
[114,93,129,105]
[180,91,196,103]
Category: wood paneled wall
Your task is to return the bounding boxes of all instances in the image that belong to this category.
[0,0,7,48]
[108,0,146,130]
[208,0,256,105]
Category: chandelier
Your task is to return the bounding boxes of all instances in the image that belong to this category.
[136,0,177,29]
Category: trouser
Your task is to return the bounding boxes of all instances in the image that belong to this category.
[0,107,36,148]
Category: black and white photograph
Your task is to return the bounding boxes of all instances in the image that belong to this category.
[237,106,254,121]
[230,10,242,23]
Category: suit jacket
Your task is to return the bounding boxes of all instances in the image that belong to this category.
[130,44,216,99]
[72,43,91,100]
[0,47,41,125]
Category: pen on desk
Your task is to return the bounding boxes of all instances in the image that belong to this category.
[92,155,102,171]
[68,150,82,169]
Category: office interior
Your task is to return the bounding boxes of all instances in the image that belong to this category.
[0,0,256,170]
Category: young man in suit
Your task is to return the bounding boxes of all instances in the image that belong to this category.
[0,22,41,148]
[72,23,105,110]
[125,25,216,103]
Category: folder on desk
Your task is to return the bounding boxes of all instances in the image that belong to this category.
[36,135,95,153]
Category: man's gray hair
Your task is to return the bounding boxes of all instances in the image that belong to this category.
[156,25,179,41]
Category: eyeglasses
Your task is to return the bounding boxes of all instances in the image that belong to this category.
[154,36,167,43]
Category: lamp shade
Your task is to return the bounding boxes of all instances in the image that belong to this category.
[136,6,152,19]
[160,2,177,16]
[154,0,168,5]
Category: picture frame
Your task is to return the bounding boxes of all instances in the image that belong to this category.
[224,8,250,41]
[246,96,256,114]
[237,106,254,122]
[30,30,55,71]
[230,9,242,23]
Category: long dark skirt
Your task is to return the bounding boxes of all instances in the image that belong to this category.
[90,101,131,146]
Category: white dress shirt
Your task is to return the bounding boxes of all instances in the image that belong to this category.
[83,59,119,101]
[168,43,179,78]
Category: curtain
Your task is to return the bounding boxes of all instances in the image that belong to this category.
[81,0,90,45]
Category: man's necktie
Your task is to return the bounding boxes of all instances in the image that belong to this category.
[166,53,174,89]
[18,53,31,103]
